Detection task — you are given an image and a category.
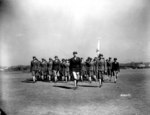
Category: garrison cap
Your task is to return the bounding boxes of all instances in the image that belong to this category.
[54,56,58,58]
[49,58,52,60]
[98,54,103,57]
[62,58,65,61]
[73,51,77,54]
[114,58,117,60]
[109,57,112,59]
[33,56,36,59]
[88,57,92,60]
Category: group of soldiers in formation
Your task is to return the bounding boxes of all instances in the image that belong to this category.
[30,51,120,89]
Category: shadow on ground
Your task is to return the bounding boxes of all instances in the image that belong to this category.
[78,84,98,88]
[53,85,74,89]
[103,80,115,83]
[21,78,35,83]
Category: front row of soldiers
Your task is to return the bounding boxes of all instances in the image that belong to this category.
[30,51,120,88]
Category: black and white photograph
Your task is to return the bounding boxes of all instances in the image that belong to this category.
[0,0,150,115]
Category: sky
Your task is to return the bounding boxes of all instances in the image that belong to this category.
[0,0,150,66]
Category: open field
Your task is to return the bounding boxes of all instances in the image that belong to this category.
[0,69,150,115]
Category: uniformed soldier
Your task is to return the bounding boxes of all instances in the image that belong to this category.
[91,58,97,81]
[80,58,86,81]
[112,58,120,83]
[60,59,66,81]
[36,59,42,80]
[47,58,53,82]
[107,57,113,81]
[30,56,39,82]
[52,56,60,82]
[64,59,70,82]
[70,51,81,89]
[86,57,93,83]
[41,58,48,81]
[96,54,106,87]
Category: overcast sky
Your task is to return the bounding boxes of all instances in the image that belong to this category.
[0,0,150,66]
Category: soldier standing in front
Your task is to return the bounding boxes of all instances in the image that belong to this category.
[70,51,81,89]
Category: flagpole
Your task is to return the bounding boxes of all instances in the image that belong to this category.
[96,39,100,56]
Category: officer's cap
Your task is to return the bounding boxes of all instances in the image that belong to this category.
[98,54,103,57]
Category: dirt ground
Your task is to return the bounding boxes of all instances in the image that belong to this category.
[0,69,150,115]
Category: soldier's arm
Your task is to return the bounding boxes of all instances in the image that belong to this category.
[118,62,120,72]
[30,61,33,72]
[104,60,107,73]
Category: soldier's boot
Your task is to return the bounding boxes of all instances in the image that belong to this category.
[33,76,36,83]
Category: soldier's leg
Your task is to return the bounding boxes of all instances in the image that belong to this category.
[114,71,118,83]
[67,72,71,81]
[93,71,97,81]
[55,71,58,82]
[89,71,92,83]
[48,71,51,82]
[41,71,44,80]
[98,71,102,87]
[62,72,65,81]
[73,71,78,89]
[48,75,51,81]
[64,71,67,82]
[32,71,36,82]
[80,71,83,82]
[53,70,57,82]
[68,75,71,81]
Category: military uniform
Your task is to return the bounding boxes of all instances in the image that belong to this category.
[112,58,120,83]
[96,58,106,80]
[41,59,48,80]
[70,56,81,80]
[30,59,39,77]
[52,58,60,81]
[65,61,70,77]
[112,61,120,76]
[81,61,87,78]
[86,58,94,77]
[47,60,53,76]
[60,60,66,77]
[107,59,112,76]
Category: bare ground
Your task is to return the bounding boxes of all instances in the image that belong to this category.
[0,69,150,115]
